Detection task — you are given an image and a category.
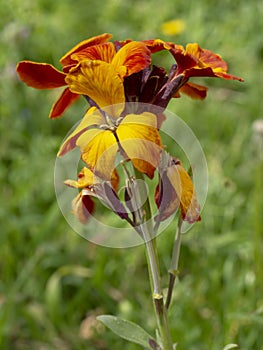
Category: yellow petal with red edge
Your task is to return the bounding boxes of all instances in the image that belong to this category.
[65,60,125,117]
[117,113,162,178]
[16,61,66,89]
[58,107,104,156]
[111,41,151,77]
[77,128,118,180]
[49,87,80,118]
[166,162,201,223]
[71,42,116,63]
[60,33,112,66]
[72,192,95,224]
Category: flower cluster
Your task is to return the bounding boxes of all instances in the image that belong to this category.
[17,33,243,227]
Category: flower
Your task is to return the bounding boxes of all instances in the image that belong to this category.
[58,105,162,180]
[144,39,243,100]
[155,155,201,223]
[16,33,151,118]
[161,19,185,36]
[65,167,128,224]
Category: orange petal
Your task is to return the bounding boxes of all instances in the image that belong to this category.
[59,33,112,66]
[72,192,95,224]
[77,128,118,179]
[143,39,178,53]
[65,60,125,116]
[16,61,66,89]
[117,113,162,178]
[57,107,103,156]
[186,43,227,71]
[49,88,80,118]
[112,41,151,77]
[166,162,201,223]
[175,82,208,100]
[71,42,116,63]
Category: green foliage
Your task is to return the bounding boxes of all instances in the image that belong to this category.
[1,0,263,349]
[97,315,154,349]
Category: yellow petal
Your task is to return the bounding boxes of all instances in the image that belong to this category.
[77,128,118,179]
[117,113,162,178]
[57,107,103,156]
[65,60,125,117]
[167,162,201,223]
[64,167,96,188]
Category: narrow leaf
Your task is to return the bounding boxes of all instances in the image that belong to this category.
[222,344,238,350]
[97,315,154,349]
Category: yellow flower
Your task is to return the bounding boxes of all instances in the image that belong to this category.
[161,20,185,36]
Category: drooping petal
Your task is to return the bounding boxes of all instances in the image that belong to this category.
[65,60,125,117]
[16,61,66,89]
[59,33,112,66]
[49,87,80,118]
[117,113,162,178]
[174,82,208,100]
[71,42,116,63]
[171,43,244,81]
[57,107,104,156]
[77,128,118,179]
[72,192,95,224]
[111,41,151,77]
[154,172,180,221]
[166,161,201,223]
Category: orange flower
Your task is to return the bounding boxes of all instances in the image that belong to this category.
[58,57,162,180]
[16,33,151,118]
[155,156,201,223]
[143,39,243,100]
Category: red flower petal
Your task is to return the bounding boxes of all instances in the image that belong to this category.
[16,61,66,89]
[49,87,80,118]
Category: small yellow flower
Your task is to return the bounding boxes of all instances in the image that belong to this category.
[161,19,185,36]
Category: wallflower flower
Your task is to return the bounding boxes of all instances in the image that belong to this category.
[16,33,151,118]
[65,167,128,224]
[155,155,201,224]
[143,39,243,99]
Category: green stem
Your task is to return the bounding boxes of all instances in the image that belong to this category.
[166,218,182,310]
[133,168,173,350]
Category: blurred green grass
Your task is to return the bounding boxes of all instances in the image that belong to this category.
[1,0,263,349]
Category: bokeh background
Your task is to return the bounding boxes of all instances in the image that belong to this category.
[1,0,263,349]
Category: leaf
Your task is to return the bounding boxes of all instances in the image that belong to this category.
[97,315,154,349]
[222,344,238,350]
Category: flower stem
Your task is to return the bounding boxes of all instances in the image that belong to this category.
[133,168,173,350]
[166,217,182,310]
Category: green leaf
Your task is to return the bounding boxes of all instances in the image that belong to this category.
[222,344,238,350]
[97,314,154,349]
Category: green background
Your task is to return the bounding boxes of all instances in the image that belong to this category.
[1,0,263,349]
